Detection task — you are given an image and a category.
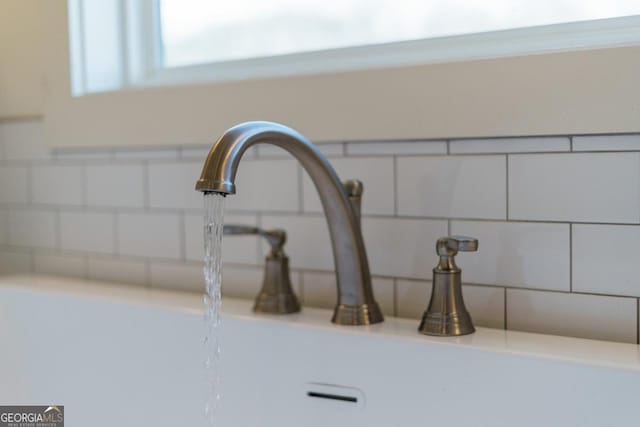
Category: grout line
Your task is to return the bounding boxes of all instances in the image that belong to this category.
[392,156,398,216]
[392,278,398,317]
[505,155,510,220]
[342,142,347,157]
[504,288,508,330]
[637,298,639,345]
[569,223,573,292]
[447,219,451,236]
[569,136,574,152]
[446,140,450,155]
[6,203,640,227]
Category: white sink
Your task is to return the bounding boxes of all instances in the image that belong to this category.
[0,275,638,426]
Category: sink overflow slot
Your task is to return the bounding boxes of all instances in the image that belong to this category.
[307,391,358,403]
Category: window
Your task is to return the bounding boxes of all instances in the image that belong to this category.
[160,0,640,67]
[69,0,640,96]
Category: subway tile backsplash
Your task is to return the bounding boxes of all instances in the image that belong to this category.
[397,155,506,219]
[508,152,640,223]
[1,119,640,344]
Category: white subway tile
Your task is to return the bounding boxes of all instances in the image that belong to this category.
[60,211,115,254]
[395,279,504,328]
[573,224,640,297]
[221,265,295,301]
[346,140,447,156]
[117,213,181,259]
[451,137,569,154]
[509,153,640,223]
[113,148,178,160]
[260,215,332,271]
[258,143,343,158]
[302,157,395,215]
[463,285,506,329]
[226,159,299,212]
[185,212,260,265]
[0,250,32,275]
[397,155,506,219]
[180,146,210,159]
[88,256,147,286]
[396,279,430,319]
[86,164,145,208]
[0,120,50,160]
[451,221,570,291]
[31,165,84,206]
[148,161,203,210]
[507,289,637,343]
[573,134,640,152]
[34,252,86,278]
[8,209,56,249]
[0,166,28,203]
[301,271,394,316]
[150,261,204,292]
[362,217,447,279]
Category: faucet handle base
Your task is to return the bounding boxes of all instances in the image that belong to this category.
[253,255,300,315]
[254,292,301,314]
[332,302,384,326]
[419,310,475,336]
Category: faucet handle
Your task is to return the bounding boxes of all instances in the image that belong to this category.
[223,224,286,256]
[436,236,478,256]
[435,236,478,272]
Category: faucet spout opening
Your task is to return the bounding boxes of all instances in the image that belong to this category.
[196,121,383,325]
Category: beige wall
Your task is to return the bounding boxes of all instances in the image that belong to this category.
[0,0,47,119]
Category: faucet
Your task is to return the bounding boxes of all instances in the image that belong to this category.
[195,121,384,325]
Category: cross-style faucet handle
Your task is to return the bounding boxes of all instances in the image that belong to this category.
[436,236,479,257]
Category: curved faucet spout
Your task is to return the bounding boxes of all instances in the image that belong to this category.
[196,121,383,325]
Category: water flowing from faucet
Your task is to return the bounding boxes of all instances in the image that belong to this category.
[203,192,225,426]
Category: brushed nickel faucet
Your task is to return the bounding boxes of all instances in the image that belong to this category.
[196,121,383,325]
[419,236,478,336]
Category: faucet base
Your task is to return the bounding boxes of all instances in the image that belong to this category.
[332,303,384,325]
[254,292,301,314]
[418,311,475,336]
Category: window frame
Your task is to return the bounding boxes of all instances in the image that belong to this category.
[70,3,640,94]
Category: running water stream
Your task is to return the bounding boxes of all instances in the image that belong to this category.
[203,192,225,426]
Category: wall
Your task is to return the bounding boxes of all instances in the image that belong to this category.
[0,118,639,344]
[0,0,46,118]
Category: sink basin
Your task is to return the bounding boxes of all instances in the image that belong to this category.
[0,275,638,426]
